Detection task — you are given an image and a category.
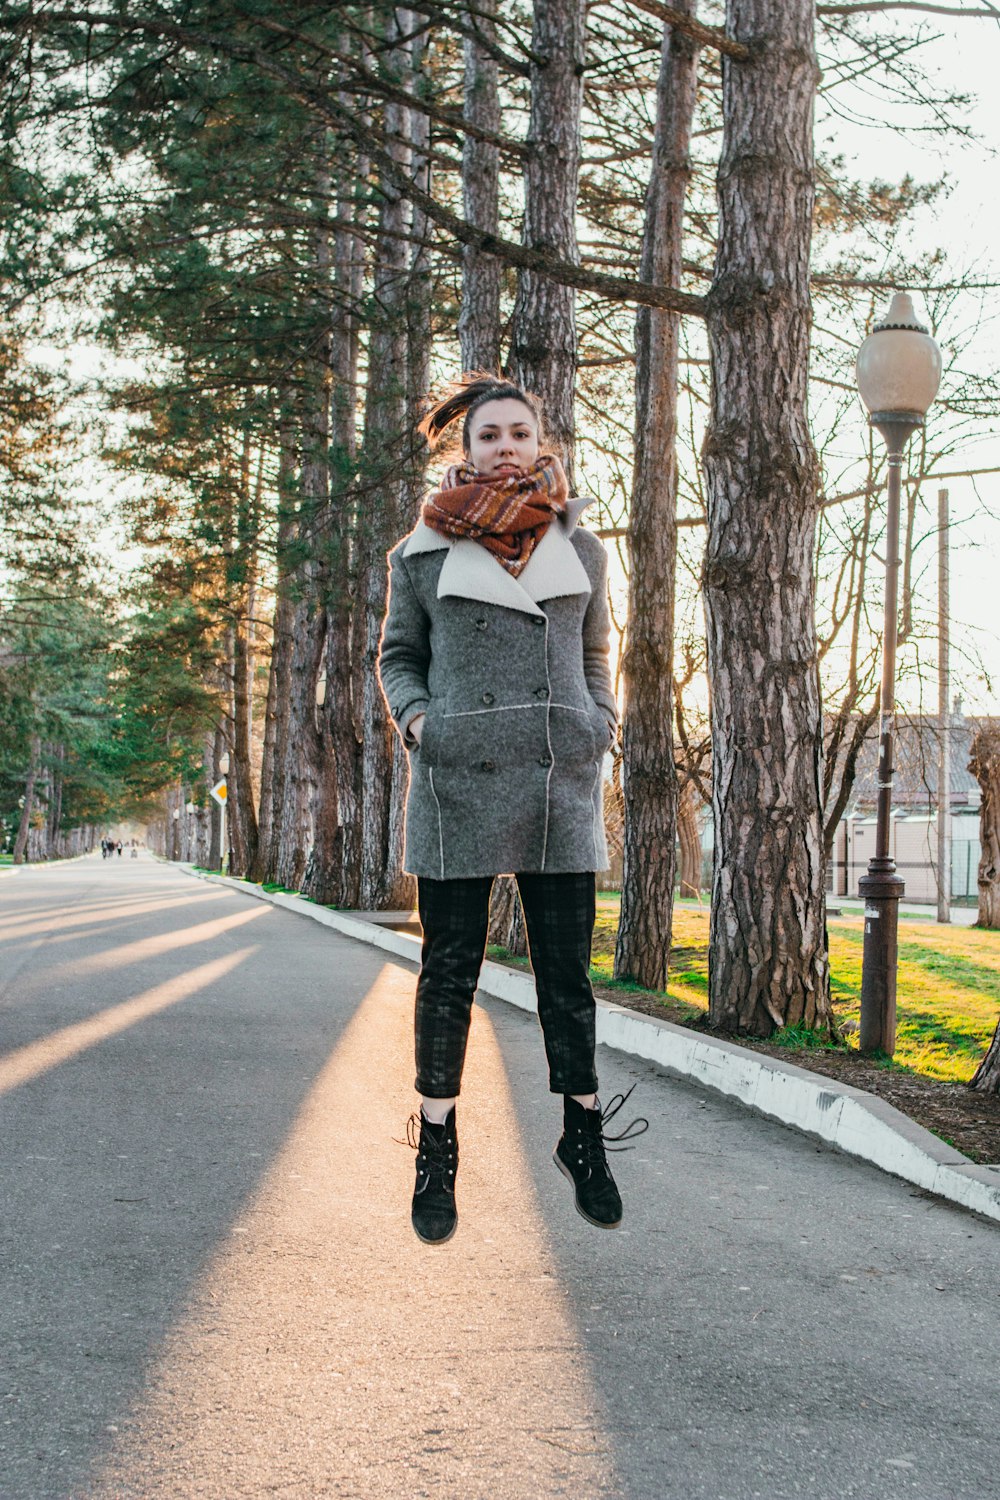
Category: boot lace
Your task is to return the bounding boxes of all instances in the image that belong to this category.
[574,1083,649,1173]
[399,1113,457,1192]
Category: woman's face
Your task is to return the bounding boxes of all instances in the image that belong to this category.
[466,398,539,476]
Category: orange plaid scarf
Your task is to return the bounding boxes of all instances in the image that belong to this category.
[421,455,569,578]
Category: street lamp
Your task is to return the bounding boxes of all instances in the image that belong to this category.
[854,292,941,1054]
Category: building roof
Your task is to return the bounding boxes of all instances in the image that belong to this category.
[831,711,999,812]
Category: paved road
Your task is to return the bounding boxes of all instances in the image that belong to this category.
[1,855,998,1500]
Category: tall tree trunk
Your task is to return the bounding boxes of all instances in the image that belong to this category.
[495,0,585,944]
[358,8,419,910]
[48,743,64,853]
[486,877,529,956]
[230,608,259,876]
[701,0,830,1034]
[251,415,296,882]
[459,0,502,372]
[272,149,334,892]
[506,0,585,476]
[970,724,1000,1091]
[12,734,39,865]
[302,66,370,908]
[970,724,1000,930]
[480,6,520,953]
[677,779,703,898]
[301,130,367,907]
[218,429,259,879]
[614,7,698,992]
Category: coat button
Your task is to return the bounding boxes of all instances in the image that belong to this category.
[480,759,495,773]
[535,686,549,699]
[475,617,488,630]
[538,755,552,767]
[532,616,545,627]
[481,691,494,705]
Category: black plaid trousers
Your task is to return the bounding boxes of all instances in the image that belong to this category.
[414,871,599,1098]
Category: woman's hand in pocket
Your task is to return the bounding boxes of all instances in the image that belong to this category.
[409,712,426,747]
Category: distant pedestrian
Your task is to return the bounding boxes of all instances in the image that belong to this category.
[377,372,646,1246]
[116,840,123,857]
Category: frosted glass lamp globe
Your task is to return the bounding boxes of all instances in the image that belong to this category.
[855,292,941,421]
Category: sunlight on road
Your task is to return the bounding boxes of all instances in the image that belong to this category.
[0,949,256,1096]
[37,905,268,982]
[0,889,230,942]
[88,963,617,1499]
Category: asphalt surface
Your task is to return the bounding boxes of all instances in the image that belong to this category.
[1,854,999,1500]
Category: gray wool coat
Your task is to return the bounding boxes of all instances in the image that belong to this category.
[376,496,618,881]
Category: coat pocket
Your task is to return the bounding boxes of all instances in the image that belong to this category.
[417,702,444,765]
[586,696,613,753]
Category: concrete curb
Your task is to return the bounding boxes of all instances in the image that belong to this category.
[178,864,1000,1226]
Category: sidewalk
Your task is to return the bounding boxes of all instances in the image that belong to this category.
[829,895,979,926]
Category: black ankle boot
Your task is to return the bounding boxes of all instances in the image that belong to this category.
[407,1107,459,1245]
[554,1086,648,1229]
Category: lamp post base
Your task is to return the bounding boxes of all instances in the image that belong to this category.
[858,858,904,1055]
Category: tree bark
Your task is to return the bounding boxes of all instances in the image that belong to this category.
[506,0,585,475]
[46,742,64,854]
[230,598,259,875]
[701,0,830,1034]
[358,8,421,910]
[677,779,704,897]
[493,0,585,943]
[970,723,1000,930]
[463,0,510,939]
[12,734,39,865]
[458,0,502,372]
[486,876,529,956]
[250,415,296,883]
[614,6,698,992]
[302,98,369,908]
[272,148,335,892]
[970,724,1000,1089]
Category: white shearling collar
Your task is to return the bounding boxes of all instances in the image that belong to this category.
[401,494,594,617]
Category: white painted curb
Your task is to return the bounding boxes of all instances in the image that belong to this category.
[178,865,1000,1226]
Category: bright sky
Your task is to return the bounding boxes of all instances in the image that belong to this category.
[818,12,1000,713]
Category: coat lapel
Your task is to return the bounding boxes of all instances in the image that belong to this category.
[401,495,594,617]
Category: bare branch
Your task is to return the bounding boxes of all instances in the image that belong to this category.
[617,0,752,58]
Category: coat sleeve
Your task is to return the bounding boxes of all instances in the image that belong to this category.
[582,545,618,733]
[377,549,432,750]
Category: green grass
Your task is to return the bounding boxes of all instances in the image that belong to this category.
[498,895,1000,1086]
[191,872,1000,1087]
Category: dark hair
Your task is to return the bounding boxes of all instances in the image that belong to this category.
[417,371,546,460]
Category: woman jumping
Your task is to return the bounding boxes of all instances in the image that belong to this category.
[377,373,646,1245]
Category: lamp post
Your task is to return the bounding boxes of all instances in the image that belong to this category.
[854,292,941,1054]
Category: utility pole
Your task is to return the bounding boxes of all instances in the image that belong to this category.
[937,487,951,924]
